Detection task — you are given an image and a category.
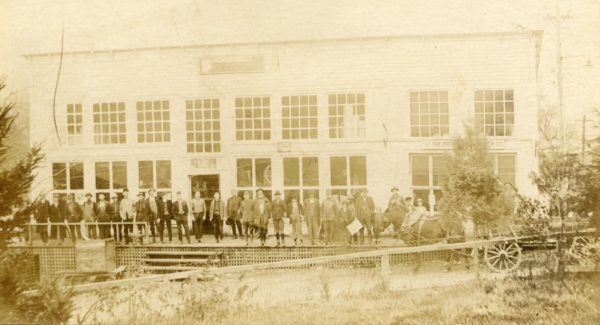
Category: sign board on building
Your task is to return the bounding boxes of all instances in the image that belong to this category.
[199,55,265,74]
[277,142,291,152]
[191,158,218,169]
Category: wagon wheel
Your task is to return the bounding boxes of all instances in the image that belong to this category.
[485,241,522,273]
[569,237,600,267]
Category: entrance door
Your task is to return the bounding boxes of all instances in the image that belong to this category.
[190,174,220,234]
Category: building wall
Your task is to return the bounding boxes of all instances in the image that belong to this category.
[28,33,540,208]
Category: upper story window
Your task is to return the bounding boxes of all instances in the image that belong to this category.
[475,89,514,136]
[136,100,171,143]
[93,102,126,144]
[282,95,318,140]
[410,91,449,137]
[328,93,365,138]
[185,99,221,153]
[52,162,84,191]
[66,104,83,145]
[235,97,271,141]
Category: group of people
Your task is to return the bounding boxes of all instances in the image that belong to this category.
[31,185,432,246]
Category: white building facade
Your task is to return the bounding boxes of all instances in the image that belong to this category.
[27,31,542,210]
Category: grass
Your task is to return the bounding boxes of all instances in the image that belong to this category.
[77,271,600,325]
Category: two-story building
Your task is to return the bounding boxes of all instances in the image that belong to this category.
[26,30,542,210]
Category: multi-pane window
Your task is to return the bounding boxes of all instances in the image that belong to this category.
[328,93,366,138]
[136,100,171,143]
[475,89,514,136]
[52,162,84,191]
[95,161,127,201]
[410,91,449,137]
[282,95,318,140]
[93,102,126,144]
[235,97,271,141]
[330,156,367,197]
[410,154,448,211]
[494,154,517,186]
[66,104,83,145]
[236,158,272,200]
[283,157,319,202]
[185,99,221,153]
[138,160,172,191]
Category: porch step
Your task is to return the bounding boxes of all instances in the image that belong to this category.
[143,258,218,264]
[146,251,217,256]
[141,265,209,272]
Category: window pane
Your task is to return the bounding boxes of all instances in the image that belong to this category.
[283,158,300,186]
[112,161,127,189]
[302,157,319,186]
[330,156,347,186]
[237,159,253,187]
[432,156,448,186]
[349,156,367,186]
[69,162,84,190]
[497,155,516,186]
[411,155,429,186]
[156,160,171,188]
[138,161,153,189]
[95,162,110,190]
[255,158,272,187]
[52,163,67,190]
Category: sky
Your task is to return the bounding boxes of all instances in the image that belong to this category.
[1,0,599,146]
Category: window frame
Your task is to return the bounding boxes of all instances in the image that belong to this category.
[283,156,320,202]
[281,95,318,140]
[409,90,450,138]
[136,100,171,144]
[409,154,449,211]
[328,93,366,139]
[329,155,367,197]
[185,98,222,153]
[92,102,127,145]
[52,161,85,192]
[234,96,271,141]
[66,104,83,145]
[235,157,273,200]
[474,89,515,137]
[138,160,172,193]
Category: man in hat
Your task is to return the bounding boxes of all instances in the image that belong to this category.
[252,189,271,246]
[338,195,357,245]
[287,196,304,245]
[320,190,339,245]
[146,188,161,243]
[49,194,65,243]
[271,191,287,246]
[82,193,97,239]
[158,192,174,243]
[303,191,320,245]
[119,188,134,244]
[387,187,408,236]
[191,190,206,242]
[355,189,375,245]
[65,193,82,243]
[95,193,113,239]
[226,189,242,239]
[33,192,51,244]
[403,197,428,229]
[110,195,122,243]
[171,191,191,244]
[240,190,255,245]
[133,192,148,244]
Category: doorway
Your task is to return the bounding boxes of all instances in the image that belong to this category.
[190,174,220,234]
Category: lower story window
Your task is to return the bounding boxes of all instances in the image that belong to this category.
[283,157,319,202]
[138,160,172,192]
[95,161,127,200]
[494,154,516,186]
[410,154,448,211]
[236,158,272,199]
[329,155,367,197]
[52,162,84,191]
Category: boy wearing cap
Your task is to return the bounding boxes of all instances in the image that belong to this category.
[271,191,287,246]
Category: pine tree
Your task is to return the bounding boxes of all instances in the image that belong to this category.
[0,81,44,250]
[437,125,514,235]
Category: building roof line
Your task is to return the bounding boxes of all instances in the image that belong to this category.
[23,30,543,60]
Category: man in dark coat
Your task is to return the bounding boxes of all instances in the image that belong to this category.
[271,191,287,246]
[33,193,51,244]
[355,189,375,245]
[172,191,191,244]
[158,193,173,243]
[303,191,320,245]
[49,194,65,243]
[226,190,243,239]
[338,195,357,245]
[252,189,271,247]
[287,196,304,245]
[145,189,160,243]
[110,195,122,243]
[95,193,113,239]
[65,193,82,243]
[320,190,339,245]
[133,192,148,244]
